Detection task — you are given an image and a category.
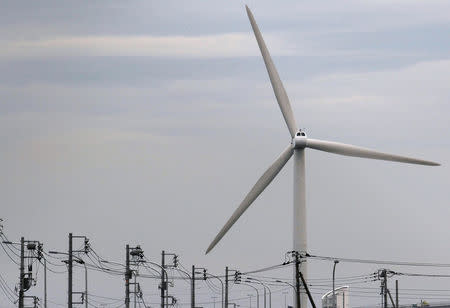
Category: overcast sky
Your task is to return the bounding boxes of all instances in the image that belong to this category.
[1,0,449,307]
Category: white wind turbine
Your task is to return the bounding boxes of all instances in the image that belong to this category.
[206,5,439,307]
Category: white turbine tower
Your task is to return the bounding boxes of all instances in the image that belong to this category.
[206,5,439,308]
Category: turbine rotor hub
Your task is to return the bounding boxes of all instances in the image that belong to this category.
[292,130,307,149]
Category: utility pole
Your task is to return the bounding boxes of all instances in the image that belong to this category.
[65,233,89,308]
[225,267,229,308]
[396,280,399,308]
[19,237,25,308]
[4,237,44,308]
[294,252,301,308]
[384,270,387,308]
[161,250,165,308]
[125,245,130,308]
[134,274,137,308]
[160,251,178,307]
[44,259,47,308]
[68,233,73,308]
[191,265,195,308]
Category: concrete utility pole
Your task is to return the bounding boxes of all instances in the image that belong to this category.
[44,259,47,308]
[294,252,301,308]
[384,270,387,308]
[225,267,229,308]
[161,250,165,308]
[191,265,195,308]
[64,233,89,308]
[396,280,399,308]
[19,237,25,308]
[68,233,73,308]
[125,245,130,308]
[134,274,137,308]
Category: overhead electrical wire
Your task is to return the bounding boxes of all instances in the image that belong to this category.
[308,253,450,268]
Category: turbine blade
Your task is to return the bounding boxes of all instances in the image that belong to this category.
[306,138,440,166]
[246,5,298,138]
[205,144,294,254]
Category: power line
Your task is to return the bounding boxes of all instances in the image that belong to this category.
[308,253,450,268]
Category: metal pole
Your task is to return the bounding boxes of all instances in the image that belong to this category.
[134,274,137,308]
[191,265,195,308]
[248,278,270,308]
[19,237,24,308]
[125,245,130,308]
[384,270,387,308]
[333,260,339,308]
[263,286,266,308]
[68,233,73,308]
[396,280,398,308]
[44,258,47,308]
[161,250,165,308]
[225,267,229,308]
[85,263,88,308]
[294,253,300,308]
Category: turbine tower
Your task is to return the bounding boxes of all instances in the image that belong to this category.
[206,5,439,308]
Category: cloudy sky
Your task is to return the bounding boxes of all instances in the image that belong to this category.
[1,0,449,307]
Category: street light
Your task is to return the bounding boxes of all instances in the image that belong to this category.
[275,280,295,290]
[197,271,224,308]
[49,251,88,308]
[333,260,339,308]
[238,283,259,308]
[246,278,271,308]
[248,294,253,308]
[282,291,289,308]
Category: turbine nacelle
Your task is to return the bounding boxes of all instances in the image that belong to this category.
[292,130,307,149]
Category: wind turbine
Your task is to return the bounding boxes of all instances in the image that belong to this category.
[206,5,439,307]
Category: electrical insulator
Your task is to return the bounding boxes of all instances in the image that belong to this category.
[173,255,178,267]
[203,269,207,280]
[234,271,241,283]
[84,238,90,253]
[37,243,43,261]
